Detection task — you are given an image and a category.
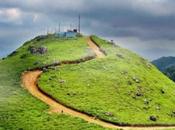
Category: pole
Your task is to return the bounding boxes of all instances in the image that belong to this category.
[59,22,61,32]
[78,14,80,33]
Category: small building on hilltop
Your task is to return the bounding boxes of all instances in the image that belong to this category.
[55,29,78,38]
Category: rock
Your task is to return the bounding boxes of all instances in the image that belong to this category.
[132,76,140,83]
[132,95,137,99]
[143,106,150,110]
[38,47,47,54]
[53,61,60,65]
[28,46,47,55]
[105,112,114,117]
[160,89,165,94]
[136,92,143,97]
[28,46,37,54]
[48,66,57,70]
[156,106,160,110]
[59,80,66,84]
[135,79,140,83]
[116,54,124,59]
[136,86,143,96]
[42,68,48,72]
[67,92,76,96]
[172,111,175,114]
[146,63,152,68]
[121,71,128,75]
[149,116,157,121]
[144,99,149,105]
[128,81,132,85]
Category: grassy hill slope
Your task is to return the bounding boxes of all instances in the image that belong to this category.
[38,36,175,125]
[0,35,109,130]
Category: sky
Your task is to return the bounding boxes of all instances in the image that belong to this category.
[0,0,175,60]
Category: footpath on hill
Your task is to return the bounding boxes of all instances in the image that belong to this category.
[22,37,175,130]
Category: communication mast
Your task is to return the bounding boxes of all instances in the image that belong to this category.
[78,14,81,33]
[59,22,61,32]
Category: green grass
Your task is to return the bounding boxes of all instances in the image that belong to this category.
[38,36,175,125]
[0,35,110,130]
[13,35,94,66]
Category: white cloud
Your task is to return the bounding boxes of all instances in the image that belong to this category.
[0,8,22,24]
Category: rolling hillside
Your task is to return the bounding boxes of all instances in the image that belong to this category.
[1,34,175,130]
[38,36,175,125]
[0,35,109,130]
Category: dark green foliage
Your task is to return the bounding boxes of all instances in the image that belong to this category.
[152,56,175,81]
[7,51,18,57]
[164,65,175,81]
[152,56,175,71]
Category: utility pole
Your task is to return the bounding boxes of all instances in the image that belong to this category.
[78,14,80,33]
[59,22,61,32]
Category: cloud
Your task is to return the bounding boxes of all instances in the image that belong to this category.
[0,8,22,24]
[0,0,175,59]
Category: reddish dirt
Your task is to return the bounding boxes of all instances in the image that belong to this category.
[87,37,105,58]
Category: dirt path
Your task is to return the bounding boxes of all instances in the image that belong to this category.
[21,37,175,130]
[87,37,105,58]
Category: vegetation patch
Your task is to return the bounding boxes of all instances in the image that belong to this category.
[38,36,175,125]
[0,35,110,130]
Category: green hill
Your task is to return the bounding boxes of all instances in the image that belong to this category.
[38,36,175,125]
[152,57,175,72]
[1,34,175,130]
[0,35,109,130]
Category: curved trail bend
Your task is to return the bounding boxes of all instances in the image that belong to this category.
[87,37,105,58]
[22,37,175,130]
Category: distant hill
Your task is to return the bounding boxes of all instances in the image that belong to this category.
[1,34,175,130]
[152,56,175,81]
[152,56,175,71]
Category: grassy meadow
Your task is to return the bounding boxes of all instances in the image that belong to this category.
[0,35,110,130]
[38,36,175,125]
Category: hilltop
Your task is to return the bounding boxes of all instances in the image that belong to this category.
[1,34,175,130]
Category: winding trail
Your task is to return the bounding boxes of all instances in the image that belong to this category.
[22,37,175,130]
[87,37,105,58]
